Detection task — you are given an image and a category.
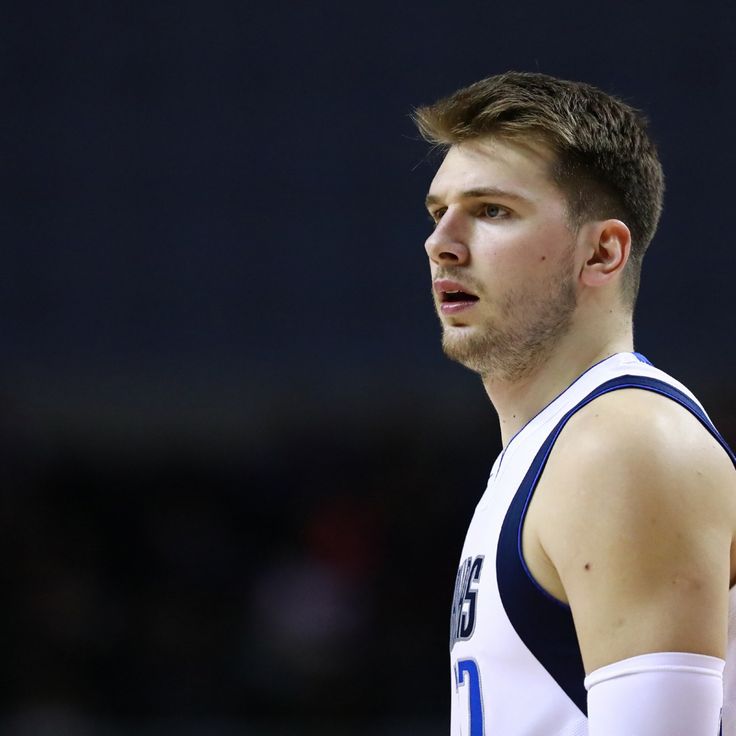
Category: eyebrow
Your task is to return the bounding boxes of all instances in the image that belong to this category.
[424,187,529,209]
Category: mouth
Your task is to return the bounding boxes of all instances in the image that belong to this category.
[440,291,479,314]
[434,280,480,315]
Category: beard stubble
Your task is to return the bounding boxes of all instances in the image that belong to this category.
[439,252,577,382]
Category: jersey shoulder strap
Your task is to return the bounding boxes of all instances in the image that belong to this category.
[496,374,736,716]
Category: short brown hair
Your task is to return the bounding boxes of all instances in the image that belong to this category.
[413,72,664,306]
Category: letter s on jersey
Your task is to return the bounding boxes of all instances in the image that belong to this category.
[450,555,484,650]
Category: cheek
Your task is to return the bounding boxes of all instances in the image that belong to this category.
[528,223,575,270]
[504,246,572,292]
[474,221,573,283]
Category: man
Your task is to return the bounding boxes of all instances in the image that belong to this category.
[415,72,736,735]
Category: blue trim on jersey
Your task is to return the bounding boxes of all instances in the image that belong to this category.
[495,353,638,478]
[495,353,662,478]
[633,351,653,365]
[496,374,736,717]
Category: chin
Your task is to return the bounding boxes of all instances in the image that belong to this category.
[441,327,490,370]
[441,324,475,351]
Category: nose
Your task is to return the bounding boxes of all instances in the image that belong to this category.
[424,207,470,266]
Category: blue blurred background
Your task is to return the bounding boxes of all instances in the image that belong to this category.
[2,1,735,733]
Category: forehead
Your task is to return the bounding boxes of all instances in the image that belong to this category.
[427,137,562,205]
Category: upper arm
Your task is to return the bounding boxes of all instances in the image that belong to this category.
[537,389,736,674]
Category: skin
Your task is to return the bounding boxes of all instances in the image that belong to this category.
[425,136,736,674]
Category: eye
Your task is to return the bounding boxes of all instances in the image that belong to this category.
[482,203,508,219]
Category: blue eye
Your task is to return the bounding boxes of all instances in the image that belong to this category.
[483,204,505,218]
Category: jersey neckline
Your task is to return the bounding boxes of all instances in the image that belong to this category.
[494,351,650,473]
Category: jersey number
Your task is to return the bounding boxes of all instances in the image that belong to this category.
[457,658,484,735]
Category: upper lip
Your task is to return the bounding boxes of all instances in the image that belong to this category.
[433,279,478,301]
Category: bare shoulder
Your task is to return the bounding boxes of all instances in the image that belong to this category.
[532,387,736,672]
[542,387,736,521]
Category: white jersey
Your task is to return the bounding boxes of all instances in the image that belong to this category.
[449,352,736,736]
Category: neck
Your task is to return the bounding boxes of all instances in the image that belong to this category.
[482,324,634,447]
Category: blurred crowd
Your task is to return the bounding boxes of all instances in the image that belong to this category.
[1,392,500,733]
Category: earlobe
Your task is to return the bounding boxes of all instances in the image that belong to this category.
[581,220,631,288]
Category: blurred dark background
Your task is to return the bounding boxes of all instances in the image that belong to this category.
[2,1,735,734]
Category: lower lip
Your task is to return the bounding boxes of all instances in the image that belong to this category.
[440,301,478,314]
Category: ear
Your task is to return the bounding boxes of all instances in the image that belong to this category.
[579,219,631,288]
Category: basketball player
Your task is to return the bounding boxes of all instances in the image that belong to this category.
[415,72,736,735]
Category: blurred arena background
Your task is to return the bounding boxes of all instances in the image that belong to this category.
[2,2,735,734]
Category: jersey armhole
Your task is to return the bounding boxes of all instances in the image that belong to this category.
[497,374,736,716]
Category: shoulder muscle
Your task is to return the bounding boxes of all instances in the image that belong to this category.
[536,388,736,672]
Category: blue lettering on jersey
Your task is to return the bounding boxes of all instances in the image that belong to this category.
[450,555,484,650]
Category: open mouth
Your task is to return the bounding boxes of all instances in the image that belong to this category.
[439,289,479,315]
[442,290,479,304]
[433,280,480,314]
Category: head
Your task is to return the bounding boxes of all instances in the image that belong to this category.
[415,72,664,380]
